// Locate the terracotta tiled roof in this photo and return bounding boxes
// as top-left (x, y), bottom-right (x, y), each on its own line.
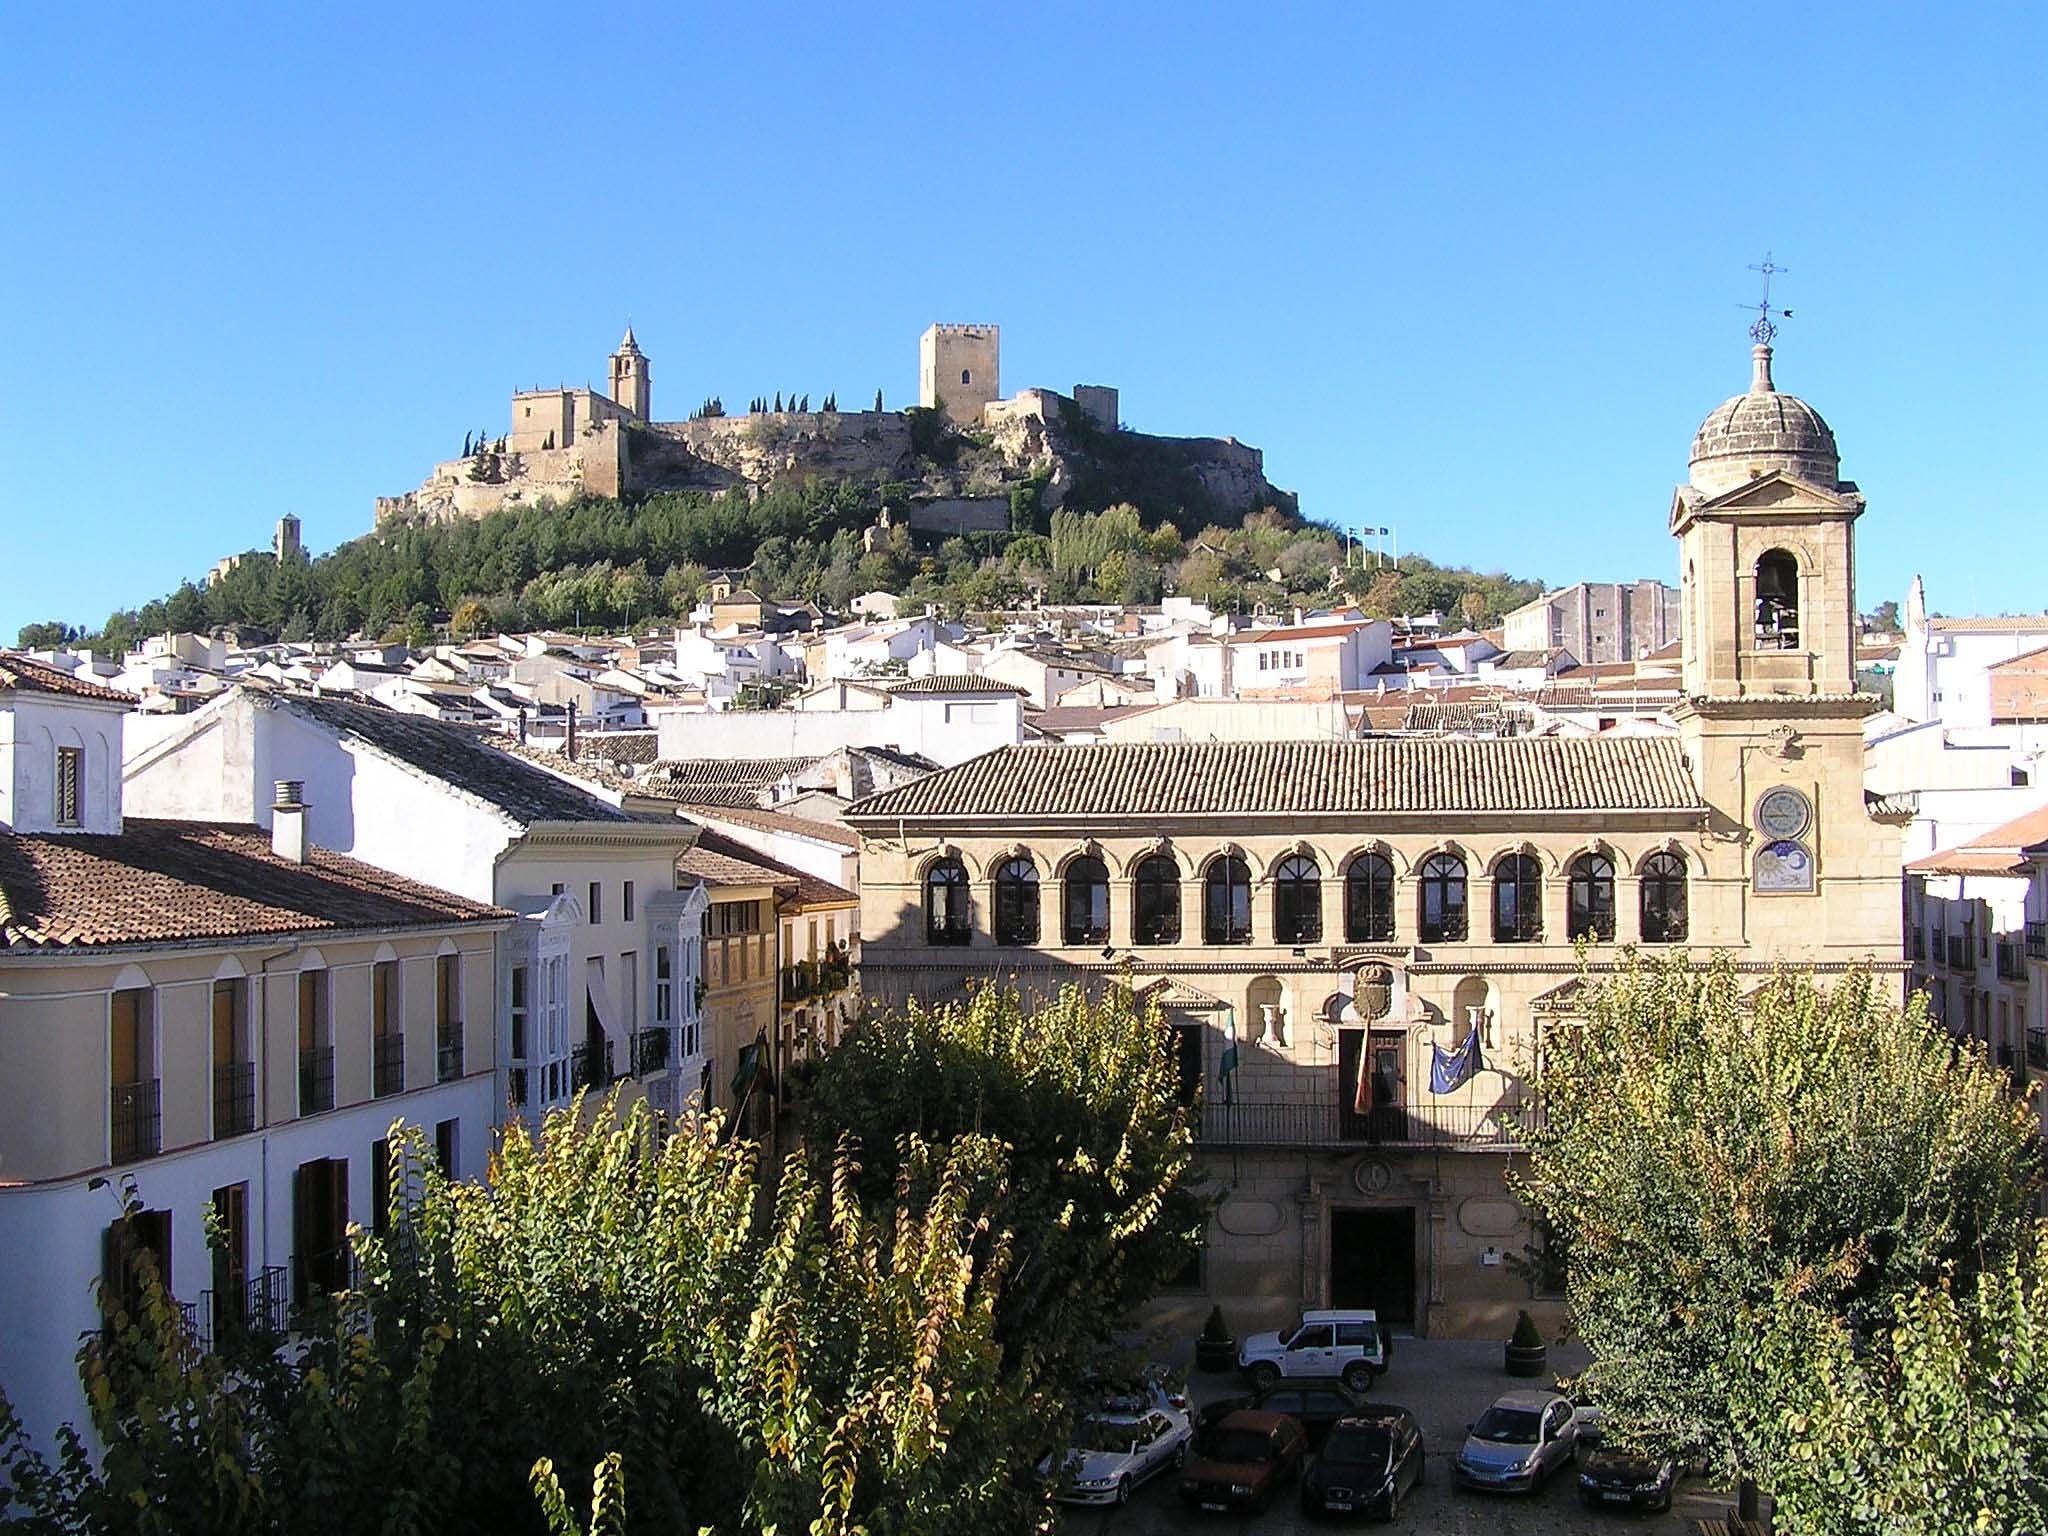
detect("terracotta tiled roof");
top-left (638, 756), bottom-right (823, 806)
top-left (886, 674), bottom-right (1028, 696)
top-left (0, 653), bottom-right (133, 704)
top-left (1230, 620), bottom-right (1368, 644)
top-left (684, 802), bottom-right (860, 848)
top-left (690, 828), bottom-right (857, 907)
top-left (1904, 849), bottom-right (2028, 877)
top-left (0, 820), bottom-right (506, 952)
top-left (1927, 616), bottom-right (2048, 633)
top-left (269, 694), bottom-right (633, 825)
top-left (846, 738), bottom-right (1704, 821)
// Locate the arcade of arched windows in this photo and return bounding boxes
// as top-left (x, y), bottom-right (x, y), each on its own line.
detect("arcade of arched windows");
top-left (916, 843), bottom-right (1692, 950)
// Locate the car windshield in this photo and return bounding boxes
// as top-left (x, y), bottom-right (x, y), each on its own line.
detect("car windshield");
top-left (1321, 1426), bottom-right (1393, 1467)
top-left (1071, 1419), bottom-right (1138, 1454)
top-left (1471, 1407), bottom-right (1543, 1445)
top-left (1202, 1428), bottom-right (1272, 1464)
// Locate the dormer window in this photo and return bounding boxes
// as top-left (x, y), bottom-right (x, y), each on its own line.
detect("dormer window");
top-left (55, 746), bottom-right (83, 827)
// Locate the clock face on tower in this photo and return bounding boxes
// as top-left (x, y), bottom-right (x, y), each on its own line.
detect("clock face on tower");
top-left (1755, 787), bottom-right (1812, 842)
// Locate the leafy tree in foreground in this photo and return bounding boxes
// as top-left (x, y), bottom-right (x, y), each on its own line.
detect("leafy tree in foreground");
top-left (1516, 954), bottom-right (2039, 1516)
top-left (802, 980), bottom-right (1204, 1462)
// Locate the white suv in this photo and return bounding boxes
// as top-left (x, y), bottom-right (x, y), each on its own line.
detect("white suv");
top-left (1236, 1309), bottom-right (1389, 1391)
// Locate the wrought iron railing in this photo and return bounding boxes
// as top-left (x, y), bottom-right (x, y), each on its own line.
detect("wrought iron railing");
top-left (299, 1046), bottom-right (335, 1114)
top-left (292, 1246), bottom-right (359, 1309)
top-left (571, 1039), bottom-right (613, 1092)
top-left (2030, 921), bottom-right (2047, 961)
top-left (213, 1060), bottom-right (256, 1139)
top-left (629, 1027), bottom-right (670, 1077)
top-left (437, 1027), bottom-right (464, 1083)
top-left (1999, 942), bottom-right (2027, 982)
top-left (111, 1079), bottom-right (161, 1164)
top-left (201, 1265), bottom-right (289, 1349)
top-left (1197, 1095), bottom-right (1538, 1149)
top-left (2030, 1030), bottom-right (2048, 1072)
top-left (507, 1064), bottom-right (529, 1108)
top-left (373, 1032), bottom-right (405, 1098)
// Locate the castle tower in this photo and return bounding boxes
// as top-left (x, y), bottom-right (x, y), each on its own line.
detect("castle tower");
top-left (609, 328), bottom-right (651, 420)
top-left (274, 514), bottom-right (302, 562)
top-left (918, 324), bottom-right (999, 422)
top-left (1671, 341), bottom-right (1896, 960)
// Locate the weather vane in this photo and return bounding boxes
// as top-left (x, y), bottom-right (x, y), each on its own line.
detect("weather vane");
top-left (1743, 252), bottom-right (1793, 345)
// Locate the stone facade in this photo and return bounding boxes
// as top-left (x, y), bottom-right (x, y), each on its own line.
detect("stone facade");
top-left (846, 340), bottom-right (1908, 1341)
top-left (1501, 581), bottom-right (1679, 665)
top-left (919, 323), bottom-right (999, 422)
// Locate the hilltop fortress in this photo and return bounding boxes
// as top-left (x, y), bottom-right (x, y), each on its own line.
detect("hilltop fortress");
top-left (375, 325), bottom-right (1293, 532)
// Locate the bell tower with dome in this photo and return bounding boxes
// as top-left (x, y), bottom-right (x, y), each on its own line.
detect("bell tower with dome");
top-left (1670, 339), bottom-right (1902, 962)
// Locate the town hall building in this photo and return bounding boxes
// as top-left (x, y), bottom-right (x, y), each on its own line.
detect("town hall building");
top-left (847, 340), bottom-right (1909, 1340)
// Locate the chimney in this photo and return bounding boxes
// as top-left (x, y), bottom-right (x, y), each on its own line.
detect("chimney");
top-left (566, 702), bottom-right (578, 760)
top-left (272, 780), bottom-right (309, 864)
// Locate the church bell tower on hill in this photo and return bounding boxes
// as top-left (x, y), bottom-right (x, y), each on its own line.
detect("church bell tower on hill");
top-left (609, 328), bottom-right (651, 421)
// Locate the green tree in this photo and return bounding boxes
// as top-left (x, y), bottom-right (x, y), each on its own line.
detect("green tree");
top-left (14, 620), bottom-right (82, 649)
top-left (1517, 955), bottom-right (2038, 1494)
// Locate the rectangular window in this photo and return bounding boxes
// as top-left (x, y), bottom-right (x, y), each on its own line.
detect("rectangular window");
top-left (509, 964), bottom-right (529, 1059)
top-left (298, 969), bottom-right (333, 1114)
top-left (212, 977), bottom-right (254, 1139)
top-left (55, 746), bottom-right (83, 826)
top-left (436, 954), bottom-right (462, 1081)
top-left (655, 946), bottom-right (672, 1025)
top-left (371, 1138), bottom-right (392, 1238)
top-left (551, 882), bottom-right (566, 897)
top-left (622, 880), bottom-right (635, 923)
top-left (620, 952), bottom-right (638, 1028)
top-left (111, 987), bottom-right (159, 1163)
top-left (373, 960), bottom-right (403, 1098)
top-left (102, 1207), bottom-right (171, 1326)
top-left (588, 882), bottom-right (602, 924)
top-left (293, 1157), bottom-right (350, 1304)
top-left (436, 1118), bottom-right (459, 1180)
top-left (210, 1183), bottom-right (250, 1339)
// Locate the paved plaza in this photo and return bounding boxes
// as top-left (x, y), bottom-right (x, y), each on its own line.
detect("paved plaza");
top-left (1060, 1338), bottom-right (1737, 1535)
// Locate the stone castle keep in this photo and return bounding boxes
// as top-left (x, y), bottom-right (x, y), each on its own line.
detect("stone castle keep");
top-left (375, 325), bottom-right (1283, 530)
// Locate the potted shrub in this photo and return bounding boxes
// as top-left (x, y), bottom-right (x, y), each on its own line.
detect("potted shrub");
top-left (1504, 1309), bottom-right (1547, 1378)
top-left (1194, 1305), bottom-right (1237, 1373)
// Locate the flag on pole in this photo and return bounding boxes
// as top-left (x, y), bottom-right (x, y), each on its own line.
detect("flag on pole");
top-left (1429, 1028), bottom-right (1485, 1094)
top-left (1352, 1034), bottom-right (1374, 1115)
top-left (1218, 1006), bottom-right (1240, 1106)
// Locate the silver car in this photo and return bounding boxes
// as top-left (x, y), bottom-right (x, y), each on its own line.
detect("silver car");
top-left (1453, 1390), bottom-right (1578, 1493)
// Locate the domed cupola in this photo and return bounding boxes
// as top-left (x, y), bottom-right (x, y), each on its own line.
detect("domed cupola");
top-left (1687, 344), bottom-right (1838, 497)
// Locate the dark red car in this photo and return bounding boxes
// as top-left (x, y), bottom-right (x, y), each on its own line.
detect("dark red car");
top-left (1176, 1409), bottom-right (1308, 1514)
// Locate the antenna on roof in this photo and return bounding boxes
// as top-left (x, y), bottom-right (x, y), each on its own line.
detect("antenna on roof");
top-left (1742, 251), bottom-right (1794, 345)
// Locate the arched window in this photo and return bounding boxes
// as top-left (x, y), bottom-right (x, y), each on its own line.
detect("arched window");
top-left (1063, 856), bottom-right (1109, 946)
top-left (1273, 854), bottom-right (1322, 944)
top-left (925, 858), bottom-right (971, 946)
top-left (1344, 853), bottom-right (1395, 943)
top-left (1134, 856), bottom-right (1181, 945)
top-left (1204, 855), bottom-right (1252, 946)
top-left (1492, 853), bottom-right (1544, 943)
top-left (1568, 853), bottom-right (1616, 942)
top-left (1418, 853), bottom-right (1467, 943)
top-left (1755, 549), bottom-right (1800, 650)
top-left (992, 857), bottom-right (1040, 946)
top-left (1640, 851), bottom-right (1689, 943)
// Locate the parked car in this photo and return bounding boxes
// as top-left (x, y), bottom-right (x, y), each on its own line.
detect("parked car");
top-left (1452, 1390), bottom-right (1578, 1494)
top-left (1197, 1380), bottom-right (1373, 1448)
top-left (1040, 1405), bottom-right (1192, 1506)
top-left (1080, 1361), bottom-right (1189, 1418)
top-left (1300, 1406), bottom-right (1425, 1521)
top-left (1577, 1445), bottom-right (1678, 1512)
top-left (1237, 1309), bottom-right (1389, 1391)
top-left (1177, 1409), bottom-right (1308, 1513)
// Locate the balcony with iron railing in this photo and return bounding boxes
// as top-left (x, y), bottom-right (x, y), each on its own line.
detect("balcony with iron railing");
top-left (629, 1026), bottom-right (671, 1077)
top-left (570, 1039), bottom-right (614, 1093)
top-left (2030, 921), bottom-right (2047, 961)
top-left (373, 1032), bottom-right (405, 1098)
top-left (213, 1060), bottom-right (256, 1140)
top-left (436, 1025), bottom-right (464, 1083)
top-left (111, 1079), bottom-right (161, 1164)
top-left (300, 1046), bottom-right (334, 1115)
top-left (781, 955), bottom-right (853, 1006)
top-left (200, 1265), bottom-right (289, 1350)
top-left (1998, 942), bottom-right (2027, 982)
top-left (1947, 935), bottom-right (1973, 971)
top-left (1197, 1094), bottom-right (1539, 1150)
top-left (291, 1246), bottom-right (360, 1310)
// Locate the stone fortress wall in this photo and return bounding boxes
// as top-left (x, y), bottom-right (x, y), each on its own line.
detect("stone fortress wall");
top-left (376, 324), bottom-right (1288, 528)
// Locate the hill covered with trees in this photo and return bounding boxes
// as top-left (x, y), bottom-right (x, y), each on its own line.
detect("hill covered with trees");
top-left (22, 475), bottom-right (1545, 652)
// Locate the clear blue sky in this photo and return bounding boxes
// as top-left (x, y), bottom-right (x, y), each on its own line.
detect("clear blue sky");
top-left (4, 2), bottom-right (2043, 640)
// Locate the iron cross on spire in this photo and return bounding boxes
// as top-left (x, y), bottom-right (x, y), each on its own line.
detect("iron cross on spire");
top-left (1743, 252), bottom-right (1794, 345)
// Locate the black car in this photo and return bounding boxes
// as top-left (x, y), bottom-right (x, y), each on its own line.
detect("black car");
top-left (1198, 1381), bottom-right (1372, 1448)
top-left (1577, 1445), bottom-right (1677, 1512)
top-left (1301, 1408), bottom-right (1425, 1521)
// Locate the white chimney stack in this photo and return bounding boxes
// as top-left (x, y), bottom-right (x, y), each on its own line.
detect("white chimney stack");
top-left (272, 780), bottom-right (309, 864)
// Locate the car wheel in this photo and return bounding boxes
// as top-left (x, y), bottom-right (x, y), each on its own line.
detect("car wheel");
top-left (1115, 1475), bottom-right (1130, 1506)
top-left (1251, 1362), bottom-right (1280, 1391)
top-left (1342, 1362), bottom-right (1373, 1392)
